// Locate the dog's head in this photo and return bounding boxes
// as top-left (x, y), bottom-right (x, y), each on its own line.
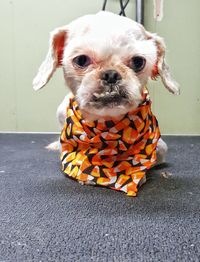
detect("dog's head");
top-left (33, 11), bottom-right (179, 119)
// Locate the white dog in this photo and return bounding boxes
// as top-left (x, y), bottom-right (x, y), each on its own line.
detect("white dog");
top-left (33, 11), bottom-right (179, 195)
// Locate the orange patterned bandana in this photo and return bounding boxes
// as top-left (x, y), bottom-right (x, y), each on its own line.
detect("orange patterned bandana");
top-left (60, 90), bottom-right (160, 196)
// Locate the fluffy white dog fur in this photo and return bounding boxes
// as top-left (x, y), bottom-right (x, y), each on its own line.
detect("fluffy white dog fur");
top-left (33, 11), bottom-right (179, 173)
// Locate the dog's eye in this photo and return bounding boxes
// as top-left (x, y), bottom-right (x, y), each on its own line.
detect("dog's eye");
top-left (73, 55), bottom-right (91, 68)
top-left (130, 56), bottom-right (146, 73)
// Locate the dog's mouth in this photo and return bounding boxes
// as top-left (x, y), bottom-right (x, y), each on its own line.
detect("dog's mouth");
top-left (90, 91), bottom-right (129, 108)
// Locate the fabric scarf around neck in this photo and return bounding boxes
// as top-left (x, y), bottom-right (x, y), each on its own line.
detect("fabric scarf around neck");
top-left (60, 89), bottom-right (160, 196)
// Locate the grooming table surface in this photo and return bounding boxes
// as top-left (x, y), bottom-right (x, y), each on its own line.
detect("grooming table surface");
top-left (0, 134), bottom-right (200, 262)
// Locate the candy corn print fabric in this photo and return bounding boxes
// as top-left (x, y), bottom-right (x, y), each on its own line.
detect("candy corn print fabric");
top-left (60, 90), bottom-right (160, 196)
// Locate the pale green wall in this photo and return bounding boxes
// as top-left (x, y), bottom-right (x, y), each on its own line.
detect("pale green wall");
top-left (0, 0), bottom-right (199, 134)
top-left (144, 0), bottom-right (200, 134)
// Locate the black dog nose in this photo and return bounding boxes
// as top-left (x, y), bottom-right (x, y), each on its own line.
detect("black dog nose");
top-left (101, 70), bottom-right (122, 84)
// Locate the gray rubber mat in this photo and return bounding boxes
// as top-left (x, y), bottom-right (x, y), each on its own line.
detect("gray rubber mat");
top-left (0, 134), bottom-right (199, 262)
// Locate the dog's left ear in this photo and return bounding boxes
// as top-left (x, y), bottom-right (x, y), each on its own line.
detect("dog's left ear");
top-left (33, 26), bottom-right (67, 91)
top-left (146, 31), bottom-right (180, 95)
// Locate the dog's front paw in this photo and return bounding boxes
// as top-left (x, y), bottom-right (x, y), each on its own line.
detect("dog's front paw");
top-left (45, 140), bottom-right (60, 151)
top-left (156, 138), bottom-right (168, 166)
top-left (138, 174), bottom-right (147, 187)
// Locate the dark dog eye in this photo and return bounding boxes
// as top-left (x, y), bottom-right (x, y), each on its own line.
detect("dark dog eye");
top-left (73, 55), bottom-right (91, 68)
top-left (130, 56), bottom-right (146, 73)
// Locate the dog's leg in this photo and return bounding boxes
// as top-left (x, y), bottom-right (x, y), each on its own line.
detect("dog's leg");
top-left (139, 138), bottom-right (167, 187)
top-left (46, 93), bottom-right (72, 151)
top-left (155, 138), bottom-right (168, 166)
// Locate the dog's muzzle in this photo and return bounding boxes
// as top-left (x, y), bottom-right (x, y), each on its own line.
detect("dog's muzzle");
top-left (91, 69), bottom-right (128, 108)
top-left (92, 91), bottom-right (128, 107)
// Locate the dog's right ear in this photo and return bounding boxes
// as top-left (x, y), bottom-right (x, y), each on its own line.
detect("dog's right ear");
top-left (33, 26), bottom-right (67, 90)
top-left (138, 23), bottom-right (180, 95)
top-left (145, 31), bottom-right (180, 95)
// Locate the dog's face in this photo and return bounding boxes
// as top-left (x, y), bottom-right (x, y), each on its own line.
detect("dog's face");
top-left (33, 11), bottom-right (179, 119)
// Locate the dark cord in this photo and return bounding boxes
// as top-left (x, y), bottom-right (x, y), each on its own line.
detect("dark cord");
top-left (119, 0), bottom-right (126, 16)
top-left (102, 0), bottom-right (107, 11)
top-left (119, 0), bottom-right (130, 16)
top-left (102, 0), bottom-right (130, 17)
